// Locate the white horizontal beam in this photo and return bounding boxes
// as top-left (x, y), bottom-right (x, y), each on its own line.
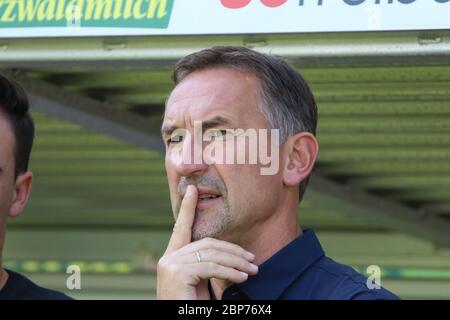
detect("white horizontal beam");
top-left (0, 31), bottom-right (449, 69)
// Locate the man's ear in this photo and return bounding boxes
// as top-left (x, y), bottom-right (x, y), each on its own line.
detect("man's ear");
top-left (9, 171), bottom-right (33, 218)
top-left (282, 132), bottom-right (319, 187)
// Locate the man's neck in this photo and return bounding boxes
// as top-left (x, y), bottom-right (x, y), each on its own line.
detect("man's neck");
top-left (0, 267), bottom-right (8, 290)
top-left (210, 205), bottom-right (302, 299)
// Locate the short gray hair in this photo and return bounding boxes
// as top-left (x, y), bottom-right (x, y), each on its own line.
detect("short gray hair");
top-left (172, 46), bottom-right (318, 202)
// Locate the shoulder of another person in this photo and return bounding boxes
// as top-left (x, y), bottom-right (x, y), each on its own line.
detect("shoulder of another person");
top-left (2, 269), bottom-right (72, 300)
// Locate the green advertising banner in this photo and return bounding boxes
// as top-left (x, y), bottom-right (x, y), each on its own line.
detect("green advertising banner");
top-left (0, 0), bottom-right (174, 28)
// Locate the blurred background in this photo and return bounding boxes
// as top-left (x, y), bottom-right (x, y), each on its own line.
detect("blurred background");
top-left (1, 0), bottom-right (450, 299)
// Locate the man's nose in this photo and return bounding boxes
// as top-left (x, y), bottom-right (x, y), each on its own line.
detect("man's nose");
top-left (175, 132), bottom-right (209, 177)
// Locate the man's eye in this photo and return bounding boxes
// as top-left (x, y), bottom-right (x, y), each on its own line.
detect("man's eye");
top-left (210, 129), bottom-right (228, 138)
top-left (168, 134), bottom-right (184, 145)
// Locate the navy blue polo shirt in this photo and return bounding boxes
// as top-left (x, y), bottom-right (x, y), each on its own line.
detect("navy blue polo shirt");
top-left (212, 230), bottom-right (399, 300)
top-left (0, 269), bottom-right (71, 300)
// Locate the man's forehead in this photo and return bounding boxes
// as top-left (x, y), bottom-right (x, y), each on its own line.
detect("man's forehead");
top-left (165, 95), bottom-right (235, 122)
top-left (0, 113), bottom-right (14, 144)
top-left (164, 68), bottom-right (260, 124)
top-left (0, 113), bottom-right (15, 169)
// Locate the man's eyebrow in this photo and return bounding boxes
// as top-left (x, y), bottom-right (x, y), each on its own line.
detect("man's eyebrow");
top-left (161, 116), bottom-right (233, 138)
top-left (201, 116), bottom-right (233, 131)
top-left (161, 123), bottom-right (178, 138)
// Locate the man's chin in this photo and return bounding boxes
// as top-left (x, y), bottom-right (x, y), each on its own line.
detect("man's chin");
top-left (191, 206), bottom-right (231, 241)
top-left (191, 227), bottom-right (220, 242)
top-left (191, 221), bottom-right (226, 242)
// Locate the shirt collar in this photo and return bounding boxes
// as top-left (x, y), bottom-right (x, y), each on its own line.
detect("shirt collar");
top-left (231, 229), bottom-right (325, 300)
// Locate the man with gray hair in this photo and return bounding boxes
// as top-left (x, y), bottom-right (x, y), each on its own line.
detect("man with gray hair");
top-left (157, 46), bottom-right (398, 300)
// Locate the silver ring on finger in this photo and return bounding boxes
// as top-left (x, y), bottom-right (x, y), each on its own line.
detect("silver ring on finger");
top-left (195, 250), bottom-right (202, 263)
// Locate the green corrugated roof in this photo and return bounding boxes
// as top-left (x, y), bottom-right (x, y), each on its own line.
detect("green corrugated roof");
top-left (2, 31), bottom-right (450, 299)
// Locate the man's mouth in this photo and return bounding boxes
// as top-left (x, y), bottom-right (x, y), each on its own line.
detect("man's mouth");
top-left (198, 194), bottom-right (220, 200)
top-left (196, 187), bottom-right (222, 208)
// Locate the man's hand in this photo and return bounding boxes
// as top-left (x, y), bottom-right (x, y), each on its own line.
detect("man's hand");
top-left (157, 185), bottom-right (258, 300)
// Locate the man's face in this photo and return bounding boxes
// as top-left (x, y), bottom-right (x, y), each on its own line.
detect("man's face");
top-left (0, 112), bottom-right (17, 245)
top-left (163, 68), bottom-right (283, 242)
